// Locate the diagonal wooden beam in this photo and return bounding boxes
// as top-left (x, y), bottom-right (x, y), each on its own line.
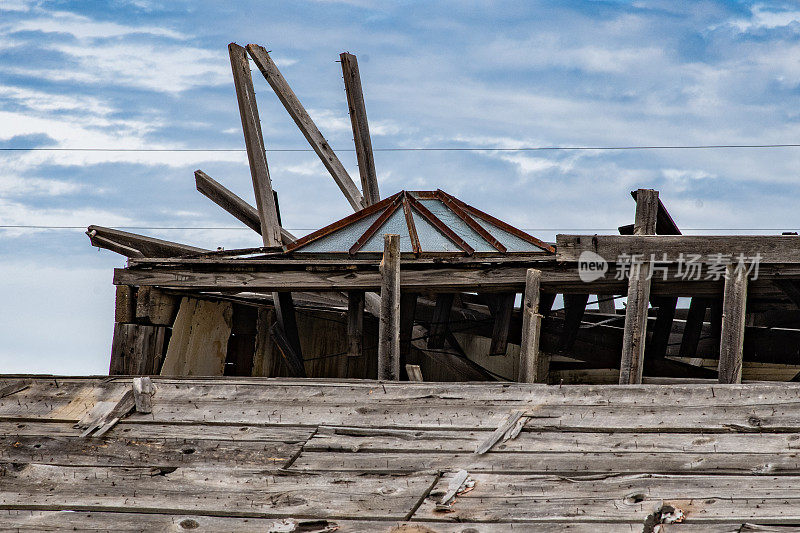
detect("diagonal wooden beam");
top-left (645, 296), bottom-right (678, 360)
top-left (618, 190), bottom-right (681, 236)
top-left (194, 170), bottom-right (295, 245)
top-left (558, 293), bottom-right (589, 354)
top-left (87, 225), bottom-right (206, 258)
top-left (340, 52), bottom-right (380, 206)
top-left (679, 297), bottom-right (710, 359)
top-left (229, 43), bottom-right (282, 247)
top-left (484, 292), bottom-right (516, 355)
top-left (246, 44), bottom-right (365, 211)
top-left (428, 293), bottom-right (455, 349)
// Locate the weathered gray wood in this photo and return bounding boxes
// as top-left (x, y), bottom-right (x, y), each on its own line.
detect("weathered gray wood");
top-left (619, 189), bottom-right (658, 384)
top-left (645, 296), bottom-right (678, 360)
top-left (114, 285), bottom-right (136, 323)
top-left (557, 234), bottom-right (800, 263)
top-left (679, 297), bottom-right (711, 359)
top-left (160, 298), bottom-right (232, 376)
top-left (228, 43), bottom-right (282, 247)
top-left (110, 323), bottom-right (167, 375)
top-left (378, 234), bottom-right (400, 380)
top-left (486, 292), bottom-right (516, 355)
top-left (246, 44), bottom-right (364, 211)
top-left (518, 269), bottom-right (544, 383)
top-left (405, 364), bottom-right (423, 382)
top-left (132, 377), bottom-right (154, 413)
top-left (474, 410), bottom-right (525, 454)
top-left (80, 389), bottom-right (135, 438)
top-left (87, 225), bottom-right (206, 258)
top-left (719, 264), bottom-right (749, 384)
top-left (399, 292), bottom-right (418, 361)
top-left (135, 286), bottom-right (179, 326)
top-left (272, 291), bottom-right (305, 377)
top-left (427, 293), bottom-right (454, 349)
top-left (558, 293), bottom-right (589, 353)
top-left (343, 291), bottom-right (365, 378)
top-left (86, 232), bottom-right (145, 258)
top-left (195, 169), bottom-right (295, 244)
top-left (0, 463), bottom-right (434, 520)
top-left (340, 52), bottom-right (379, 206)
top-left (596, 295), bottom-right (616, 314)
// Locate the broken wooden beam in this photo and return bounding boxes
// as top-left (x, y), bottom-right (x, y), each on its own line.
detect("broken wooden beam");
top-left (518, 269), bottom-right (544, 383)
top-left (377, 234), bottom-right (400, 380)
top-left (340, 52), bottom-right (380, 206)
top-left (194, 170), bottom-right (295, 245)
top-left (719, 265), bottom-right (749, 384)
top-left (619, 188), bottom-right (658, 385)
top-left (246, 43), bottom-right (365, 211)
top-left (132, 377), bottom-right (154, 414)
top-left (87, 226), bottom-right (206, 258)
top-left (229, 43), bottom-right (283, 247)
top-left (618, 189), bottom-right (681, 236)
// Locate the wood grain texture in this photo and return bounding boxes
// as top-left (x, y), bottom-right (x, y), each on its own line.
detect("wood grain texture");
top-left (160, 298), bottom-right (232, 376)
top-left (378, 234), bottom-right (400, 380)
top-left (719, 264), bottom-right (749, 384)
top-left (518, 269), bottom-right (544, 383)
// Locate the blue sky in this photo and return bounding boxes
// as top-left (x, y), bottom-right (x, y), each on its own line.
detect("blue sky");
top-left (2, 0), bottom-right (800, 373)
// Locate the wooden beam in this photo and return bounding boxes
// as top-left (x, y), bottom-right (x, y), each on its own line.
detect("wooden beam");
top-left (774, 279), bottom-right (800, 308)
top-left (597, 295), bottom-right (616, 314)
top-left (428, 293), bottom-right (455, 349)
top-left (378, 234), bottom-right (400, 380)
top-left (518, 269), bottom-right (544, 383)
top-left (161, 298), bottom-right (232, 376)
top-left (228, 43), bottom-right (282, 247)
top-left (399, 292), bottom-right (419, 362)
top-left (679, 297), bottom-right (710, 359)
top-left (405, 364), bottom-right (423, 382)
top-left (114, 285), bottom-right (136, 324)
top-left (342, 291), bottom-right (365, 378)
top-left (719, 265), bottom-right (749, 384)
top-left (485, 293), bottom-right (516, 355)
top-left (110, 324), bottom-right (167, 375)
top-left (272, 291), bottom-right (305, 377)
top-left (558, 294), bottom-right (589, 354)
top-left (340, 52), bottom-right (379, 206)
top-left (645, 296), bottom-right (678, 360)
top-left (194, 170), bottom-right (295, 245)
top-left (557, 234), bottom-right (800, 263)
top-left (135, 286), bottom-right (179, 326)
top-left (88, 226), bottom-right (205, 258)
top-left (87, 233), bottom-right (145, 258)
top-left (619, 189), bottom-right (658, 384)
top-left (618, 190), bottom-right (681, 236)
top-left (246, 44), bottom-right (364, 211)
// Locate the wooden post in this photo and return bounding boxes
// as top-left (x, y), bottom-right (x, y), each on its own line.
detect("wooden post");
top-left (679, 297), bottom-right (710, 359)
top-left (558, 294), bottom-right (589, 354)
top-left (719, 265), bottom-right (748, 384)
top-left (597, 295), bottom-right (616, 314)
top-left (228, 43), bottom-right (282, 247)
top-left (246, 44), bottom-right (365, 211)
top-left (399, 292), bottom-right (418, 361)
top-left (341, 291), bottom-right (365, 378)
top-left (619, 189), bottom-right (658, 384)
top-left (518, 269), bottom-right (544, 383)
top-left (405, 364), bottom-right (423, 382)
top-left (645, 296), bottom-right (678, 360)
top-left (486, 293), bottom-right (516, 356)
top-left (340, 52), bottom-right (380, 206)
top-left (378, 234), bottom-right (400, 380)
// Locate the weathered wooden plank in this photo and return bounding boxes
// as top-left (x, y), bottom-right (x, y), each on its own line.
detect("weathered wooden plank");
top-left (160, 298), bottom-right (232, 376)
top-left (87, 225), bottom-right (206, 258)
top-left (414, 472), bottom-right (800, 523)
top-left (1, 512), bottom-right (686, 533)
top-left (272, 291), bottom-right (305, 377)
top-left (645, 296), bottom-right (678, 360)
top-left (0, 463), bottom-right (435, 520)
top-left (343, 291), bottom-right (365, 378)
top-left (378, 234), bottom-right (401, 380)
top-left (246, 44), bottom-right (364, 211)
top-left (399, 292), bottom-right (418, 362)
top-left (619, 189), bottom-right (658, 384)
top-left (228, 43), bottom-right (282, 247)
top-left (719, 265), bottom-right (749, 384)
top-left (405, 364), bottom-right (423, 382)
top-left (556, 234), bottom-right (800, 263)
top-left (679, 297), bottom-right (711, 359)
top-left (558, 293), bottom-right (589, 354)
top-left (0, 435), bottom-right (300, 469)
top-left (195, 170), bottom-right (296, 245)
top-left (340, 52), bottom-right (379, 206)
top-left (110, 323), bottom-right (167, 375)
top-left (518, 269), bottom-right (544, 383)
top-left (135, 286), bottom-right (179, 326)
top-left (486, 292), bottom-right (515, 355)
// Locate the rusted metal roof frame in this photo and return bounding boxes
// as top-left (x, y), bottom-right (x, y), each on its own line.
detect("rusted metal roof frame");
top-left (404, 193), bottom-right (475, 255)
top-left (348, 193), bottom-right (405, 256)
top-left (434, 190), bottom-right (507, 253)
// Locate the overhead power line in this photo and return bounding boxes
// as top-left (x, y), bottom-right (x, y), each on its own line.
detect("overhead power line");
top-left (0, 225), bottom-right (797, 232)
top-left (3, 143), bottom-right (800, 153)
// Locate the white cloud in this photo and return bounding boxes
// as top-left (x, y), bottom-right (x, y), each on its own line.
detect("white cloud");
top-left (0, 174), bottom-right (86, 196)
top-left (0, 0), bottom-right (32, 12)
top-left (6, 9), bottom-right (185, 39)
top-left (0, 197), bottom-right (135, 237)
top-left (728, 4), bottom-right (800, 32)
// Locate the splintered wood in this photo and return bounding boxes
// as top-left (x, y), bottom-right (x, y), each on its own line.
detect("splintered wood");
top-left (4, 376), bottom-right (800, 531)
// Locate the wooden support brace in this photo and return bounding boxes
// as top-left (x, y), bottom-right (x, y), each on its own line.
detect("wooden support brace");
top-left (340, 52), bottom-right (379, 206)
top-left (428, 293), bottom-right (455, 349)
top-left (229, 43), bottom-right (282, 247)
top-left (679, 297), bottom-right (711, 359)
top-left (518, 269), bottom-right (544, 383)
top-left (115, 285), bottom-right (136, 323)
top-left (399, 292), bottom-right (418, 362)
top-left (272, 291), bottom-right (305, 376)
top-left (87, 225), bottom-right (205, 258)
top-left (246, 44), bottom-right (365, 211)
top-left (718, 265), bottom-right (749, 384)
top-left (378, 234), bottom-right (400, 380)
top-left (486, 293), bottom-right (516, 356)
top-left (645, 296), bottom-right (678, 360)
top-left (619, 188), bottom-right (658, 384)
top-left (558, 293), bottom-right (589, 354)
top-left (341, 291), bottom-right (365, 378)
top-left (195, 170), bottom-right (295, 245)
top-left (597, 295), bottom-right (616, 314)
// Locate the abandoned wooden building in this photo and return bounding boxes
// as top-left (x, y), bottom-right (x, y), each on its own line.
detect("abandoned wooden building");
top-left (6, 42), bottom-right (800, 531)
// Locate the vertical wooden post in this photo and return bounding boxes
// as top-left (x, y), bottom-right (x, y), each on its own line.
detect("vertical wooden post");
top-left (597, 295), bottom-right (616, 314)
top-left (558, 293), bottom-right (589, 354)
top-left (228, 43), bottom-right (282, 247)
top-left (518, 269), bottom-right (544, 383)
top-left (428, 293), bottom-right (455, 349)
top-left (679, 297), bottom-right (710, 359)
top-left (399, 292), bottom-right (419, 362)
top-left (487, 293), bottom-right (516, 356)
top-left (340, 52), bottom-right (380, 206)
top-left (645, 296), bottom-right (678, 360)
top-left (378, 234), bottom-right (400, 380)
top-left (719, 265), bottom-right (748, 384)
top-left (342, 291), bottom-right (365, 378)
top-left (619, 188), bottom-right (658, 384)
